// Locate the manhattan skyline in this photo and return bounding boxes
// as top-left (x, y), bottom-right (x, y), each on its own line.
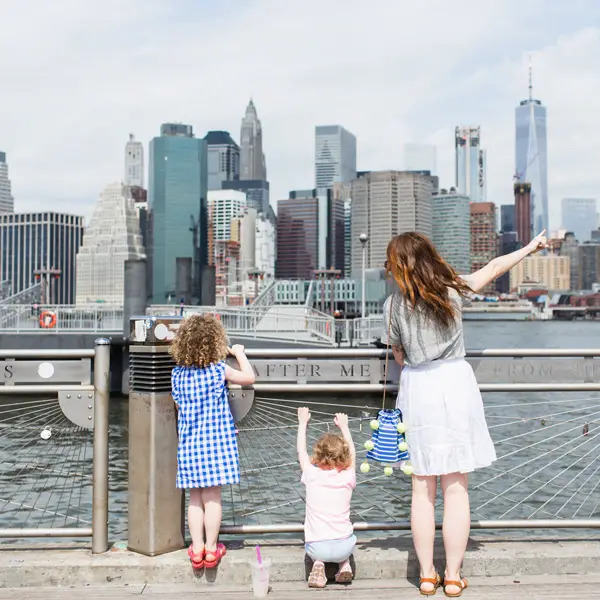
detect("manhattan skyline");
top-left (0, 0), bottom-right (599, 230)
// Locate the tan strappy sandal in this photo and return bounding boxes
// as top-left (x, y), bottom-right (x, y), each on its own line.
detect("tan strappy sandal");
top-left (419, 572), bottom-right (442, 596)
top-left (443, 576), bottom-right (468, 597)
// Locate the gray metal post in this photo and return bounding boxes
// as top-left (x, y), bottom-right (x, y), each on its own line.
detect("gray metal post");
top-left (92, 338), bottom-right (110, 554)
top-left (123, 259), bottom-right (148, 334)
top-left (128, 317), bottom-right (184, 556)
top-left (359, 233), bottom-right (368, 319)
top-left (176, 257), bottom-right (192, 305)
top-left (122, 259), bottom-right (148, 394)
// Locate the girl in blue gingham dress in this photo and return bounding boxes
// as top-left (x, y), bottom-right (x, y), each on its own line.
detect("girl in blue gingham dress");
top-left (170, 314), bottom-right (255, 570)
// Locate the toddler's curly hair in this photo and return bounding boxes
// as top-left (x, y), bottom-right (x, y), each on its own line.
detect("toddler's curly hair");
top-left (169, 314), bottom-right (228, 368)
top-left (311, 433), bottom-right (352, 471)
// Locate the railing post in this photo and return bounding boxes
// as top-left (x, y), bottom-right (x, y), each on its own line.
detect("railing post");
top-left (128, 317), bottom-right (183, 556)
top-left (92, 338), bottom-right (110, 554)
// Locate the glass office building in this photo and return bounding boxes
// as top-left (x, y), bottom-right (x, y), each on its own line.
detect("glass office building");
top-left (515, 80), bottom-right (548, 234)
top-left (431, 190), bottom-right (470, 274)
top-left (561, 198), bottom-right (597, 242)
top-left (148, 124), bottom-right (208, 303)
top-left (315, 125), bottom-right (357, 188)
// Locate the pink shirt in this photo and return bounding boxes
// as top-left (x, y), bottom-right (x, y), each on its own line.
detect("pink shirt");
top-left (301, 464), bottom-right (356, 543)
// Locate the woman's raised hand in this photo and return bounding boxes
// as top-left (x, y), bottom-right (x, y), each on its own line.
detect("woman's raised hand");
top-left (526, 230), bottom-right (549, 254)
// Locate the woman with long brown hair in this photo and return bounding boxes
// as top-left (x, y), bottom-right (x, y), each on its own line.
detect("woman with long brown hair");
top-left (383, 230), bottom-right (547, 597)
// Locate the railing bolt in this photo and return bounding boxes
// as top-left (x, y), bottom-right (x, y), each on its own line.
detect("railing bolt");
top-left (77, 394), bottom-right (82, 399)
top-left (88, 405), bottom-right (92, 409)
top-left (66, 394), bottom-right (71, 399)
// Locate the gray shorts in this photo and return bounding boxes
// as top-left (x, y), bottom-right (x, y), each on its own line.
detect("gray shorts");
top-left (305, 534), bottom-right (356, 563)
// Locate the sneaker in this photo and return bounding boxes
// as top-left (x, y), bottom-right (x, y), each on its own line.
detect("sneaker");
top-left (308, 561), bottom-right (327, 588)
top-left (335, 559), bottom-right (353, 583)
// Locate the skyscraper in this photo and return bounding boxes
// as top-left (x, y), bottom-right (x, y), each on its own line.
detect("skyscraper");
top-left (470, 202), bottom-right (497, 293)
top-left (0, 212), bottom-right (84, 303)
top-left (350, 171), bottom-right (433, 274)
top-left (560, 232), bottom-right (579, 290)
top-left (76, 183), bottom-right (145, 304)
top-left (207, 190), bottom-right (247, 249)
top-left (148, 123), bottom-right (208, 303)
top-left (276, 189), bottom-right (344, 280)
top-left (221, 179), bottom-right (269, 214)
top-left (315, 125), bottom-right (357, 188)
top-left (124, 134), bottom-right (144, 188)
top-left (577, 242), bottom-right (600, 290)
top-left (515, 182), bottom-right (532, 246)
top-left (204, 131), bottom-right (240, 190)
top-left (0, 151), bottom-right (14, 213)
top-left (561, 198), bottom-right (597, 242)
top-left (255, 212), bottom-right (275, 280)
top-left (240, 100), bottom-right (267, 181)
top-left (431, 190), bottom-right (470, 274)
top-left (455, 126), bottom-right (486, 202)
top-left (501, 204), bottom-right (515, 232)
top-left (515, 64), bottom-right (548, 234)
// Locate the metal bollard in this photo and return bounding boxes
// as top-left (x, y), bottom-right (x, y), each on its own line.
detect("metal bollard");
top-left (127, 317), bottom-right (184, 556)
top-left (92, 338), bottom-right (110, 554)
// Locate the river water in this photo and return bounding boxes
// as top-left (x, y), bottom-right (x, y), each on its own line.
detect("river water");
top-left (1, 320), bottom-right (600, 541)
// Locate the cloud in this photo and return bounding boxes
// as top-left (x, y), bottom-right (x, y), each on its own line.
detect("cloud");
top-left (1, 0), bottom-right (599, 230)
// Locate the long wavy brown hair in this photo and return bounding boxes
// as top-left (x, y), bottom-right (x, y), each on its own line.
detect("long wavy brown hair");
top-left (311, 433), bottom-right (352, 471)
top-left (169, 314), bottom-right (228, 368)
top-left (386, 232), bottom-right (472, 328)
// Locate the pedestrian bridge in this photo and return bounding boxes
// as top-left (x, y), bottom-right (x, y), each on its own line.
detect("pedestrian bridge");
top-left (0, 303), bottom-right (380, 346)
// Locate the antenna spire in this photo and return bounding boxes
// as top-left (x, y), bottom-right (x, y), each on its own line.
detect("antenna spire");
top-left (528, 56), bottom-right (533, 101)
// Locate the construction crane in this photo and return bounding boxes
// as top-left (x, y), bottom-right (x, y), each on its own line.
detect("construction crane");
top-left (513, 150), bottom-right (539, 182)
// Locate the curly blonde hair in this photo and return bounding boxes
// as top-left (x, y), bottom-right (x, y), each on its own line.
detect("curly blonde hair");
top-left (311, 433), bottom-right (352, 471)
top-left (169, 314), bottom-right (228, 368)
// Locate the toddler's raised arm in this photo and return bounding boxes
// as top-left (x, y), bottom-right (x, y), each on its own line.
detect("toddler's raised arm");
top-left (334, 413), bottom-right (355, 467)
top-left (297, 407), bottom-right (311, 471)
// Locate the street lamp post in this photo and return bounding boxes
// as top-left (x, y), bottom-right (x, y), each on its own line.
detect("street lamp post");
top-left (359, 233), bottom-right (368, 319)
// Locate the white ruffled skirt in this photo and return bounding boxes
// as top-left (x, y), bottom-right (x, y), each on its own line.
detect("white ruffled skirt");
top-left (396, 358), bottom-right (496, 476)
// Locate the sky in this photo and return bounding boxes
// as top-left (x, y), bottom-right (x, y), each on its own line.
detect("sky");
top-left (1, 0), bottom-right (599, 230)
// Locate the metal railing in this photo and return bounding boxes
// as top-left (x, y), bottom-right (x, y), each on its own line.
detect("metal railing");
top-left (0, 283), bottom-right (42, 306)
top-left (0, 341), bottom-right (110, 552)
top-left (147, 305), bottom-right (336, 345)
top-left (218, 348), bottom-right (600, 533)
top-left (126, 328), bottom-right (600, 539)
top-left (249, 278), bottom-right (277, 311)
top-left (0, 304), bottom-right (123, 333)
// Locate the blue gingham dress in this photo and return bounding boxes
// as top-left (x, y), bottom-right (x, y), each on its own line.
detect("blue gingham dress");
top-left (171, 361), bottom-right (240, 488)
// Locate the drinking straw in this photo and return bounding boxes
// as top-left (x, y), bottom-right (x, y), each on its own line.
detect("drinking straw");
top-left (256, 545), bottom-right (263, 566)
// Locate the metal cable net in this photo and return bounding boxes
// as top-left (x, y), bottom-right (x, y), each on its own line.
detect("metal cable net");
top-left (470, 393), bottom-right (600, 522)
top-left (0, 396), bottom-right (92, 533)
top-left (222, 393), bottom-right (600, 531)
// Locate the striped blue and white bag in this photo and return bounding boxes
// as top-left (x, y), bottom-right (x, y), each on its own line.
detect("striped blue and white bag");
top-left (366, 408), bottom-right (409, 463)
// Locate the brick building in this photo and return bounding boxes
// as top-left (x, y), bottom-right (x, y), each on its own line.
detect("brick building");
top-left (470, 202), bottom-right (497, 293)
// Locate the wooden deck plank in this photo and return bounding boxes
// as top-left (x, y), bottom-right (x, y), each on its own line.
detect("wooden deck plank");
top-left (1, 576), bottom-right (600, 599)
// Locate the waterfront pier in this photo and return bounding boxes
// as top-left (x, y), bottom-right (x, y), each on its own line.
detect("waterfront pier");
top-left (0, 326), bottom-right (599, 597)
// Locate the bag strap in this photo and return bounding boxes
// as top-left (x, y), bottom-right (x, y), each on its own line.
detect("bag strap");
top-left (382, 294), bottom-right (395, 410)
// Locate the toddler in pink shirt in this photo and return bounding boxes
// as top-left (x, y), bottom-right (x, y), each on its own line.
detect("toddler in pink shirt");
top-left (297, 407), bottom-right (357, 588)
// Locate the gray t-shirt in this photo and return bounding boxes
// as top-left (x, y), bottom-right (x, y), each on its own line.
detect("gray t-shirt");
top-left (381, 286), bottom-right (466, 367)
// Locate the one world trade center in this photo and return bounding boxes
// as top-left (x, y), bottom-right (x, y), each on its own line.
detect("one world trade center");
top-left (515, 64), bottom-right (549, 235)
